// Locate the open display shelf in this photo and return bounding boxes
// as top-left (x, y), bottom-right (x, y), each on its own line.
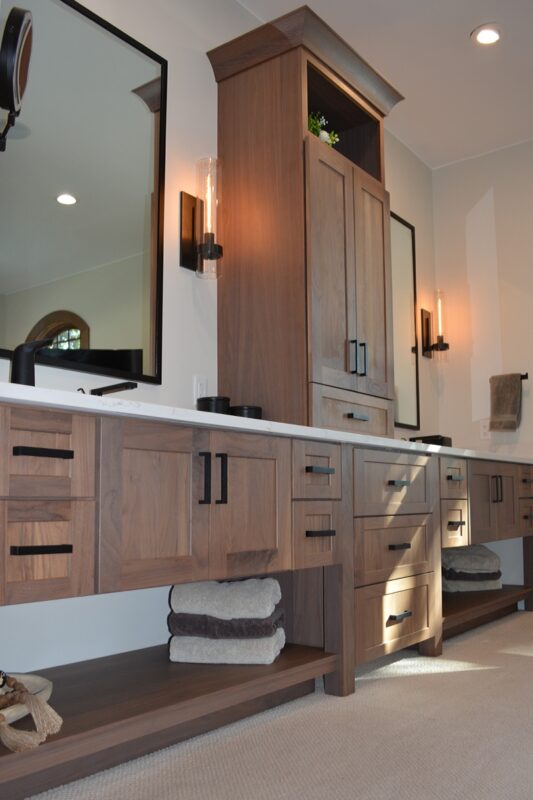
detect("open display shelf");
top-left (1, 643), bottom-right (336, 800)
top-left (442, 584), bottom-right (533, 639)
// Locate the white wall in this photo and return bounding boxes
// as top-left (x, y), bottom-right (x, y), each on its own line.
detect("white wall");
top-left (434, 139), bottom-right (533, 457)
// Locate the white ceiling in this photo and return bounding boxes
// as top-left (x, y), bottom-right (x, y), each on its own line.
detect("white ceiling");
top-left (235, 0), bottom-right (533, 168)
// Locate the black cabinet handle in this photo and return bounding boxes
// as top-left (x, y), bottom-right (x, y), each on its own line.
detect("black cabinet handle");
top-left (199, 452), bottom-right (211, 505)
top-left (12, 445), bottom-right (74, 460)
top-left (10, 544), bottom-right (73, 556)
top-left (305, 465), bottom-right (335, 475)
top-left (522, 478), bottom-right (533, 484)
top-left (446, 474), bottom-right (464, 482)
top-left (387, 479), bottom-right (411, 488)
top-left (359, 342), bottom-right (368, 376)
top-left (305, 529), bottom-right (336, 538)
top-left (216, 453), bottom-right (228, 504)
top-left (447, 520), bottom-right (466, 530)
top-left (388, 610), bottom-right (412, 623)
top-left (523, 514), bottom-right (532, 521)
top-left (495, 474), bottom-right (503, 503)
top-left (491, 475), bottom-right (499, 503)
top-left (388, 542), bottom-right (411, 551)
top-left (346, 411), bottom-right (370, 422)
top-left (348, 339), bottom-right (358, 374)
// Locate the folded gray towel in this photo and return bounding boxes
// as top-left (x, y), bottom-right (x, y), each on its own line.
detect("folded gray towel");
top-left (489, 373), bottom-right (522, 431)
top-left (167, 607), bottom-right (285, 639)
top-left (443, 577), bottom-right (502, 593)
top-left (443, 568), bottom-right (502, 582)
top-left (168, 628), bottom-right (286, 664)
top-left (442, 544), bottom-right (500, 573)
top-left (170, 578), bottom-right (282, 620)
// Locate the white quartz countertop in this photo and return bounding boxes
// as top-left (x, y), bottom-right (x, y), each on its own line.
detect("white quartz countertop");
top-left (1, 382), bottom-right (531, 465)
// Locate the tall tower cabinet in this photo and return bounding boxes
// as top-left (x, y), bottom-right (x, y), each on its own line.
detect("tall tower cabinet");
top-left (208, 6), bottom-right (403, 435)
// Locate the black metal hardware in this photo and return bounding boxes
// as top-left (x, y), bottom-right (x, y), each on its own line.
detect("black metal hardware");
top-left (521, 373), bottom-right (528, 380)
top-left (199, 452), bottom-right (211, 504)
top-left (388, 542), bottom-right (411, 551)
top-left (447, 521), bottom-right (466, 530)
top-left (346, 411), bottom-right (370, 422)
top-left (497, 474), bottom-right (503, 503)
top-left (522, 478), bottom-right (533, 484)
top-left (90, 381), bottom-right (138, 396)
top-left (10, 338), bottom-right (54, 386)
top-left (387, 479), bottom-right (411, 488)
top-left (13, 445), bottom-right (74, 460)
top-left (491, 475), bottom-right (499, 503)
top-left (446, 474), bottom-right (464, 482)
top-left (523, 515), bottom-right (532, 521)
top-left (359, 342), bottom-right (368, 376)
top-left (305, 465), bottom-right (335, 475)
top-left (348, 339), bottom-right (358, 374)
top-left (216, 453), bottom-right (228, 505)
top-left (388, 610), bottom-right (412, 623)
top-left (305, 529), bottom-right (336, 538)
top-left (10, 544), bottom-right (73, 556)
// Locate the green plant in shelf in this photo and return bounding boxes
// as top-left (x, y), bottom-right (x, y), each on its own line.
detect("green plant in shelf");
top-left (308, 111), bottom-right (339, 146)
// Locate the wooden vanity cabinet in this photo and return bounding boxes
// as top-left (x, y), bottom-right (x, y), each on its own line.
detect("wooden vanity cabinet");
top-left (98, 419), bottom-right (292, 592)
top-left (209, 7), bottom-right (400, 432)
top-left (440, 457), bottom-right (469, 548)
top-left (468, 460), bottom-right (520, 543)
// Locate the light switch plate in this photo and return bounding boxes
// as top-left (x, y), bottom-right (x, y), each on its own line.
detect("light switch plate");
top-left (193, 374), bottom-right (208, 403)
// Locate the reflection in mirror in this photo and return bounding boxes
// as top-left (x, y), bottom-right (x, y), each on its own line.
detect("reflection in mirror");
top-left (390, 213), bottom-right (420, 429)
top-left (0, 0), bottom-right (166, 383)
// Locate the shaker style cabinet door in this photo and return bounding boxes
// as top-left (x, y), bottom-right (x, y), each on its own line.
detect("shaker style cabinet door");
top-left (98, 418), bottom-right (209, 592)
top-left (207, 431), bottom-right (292, 579)
top-left (468, 460), bottom-right (519, 543)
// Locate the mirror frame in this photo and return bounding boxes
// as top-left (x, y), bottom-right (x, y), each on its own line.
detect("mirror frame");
top-left (0, 0), bottom-right (167, 385)
top-left (390, 211), bottom-right (420, 430)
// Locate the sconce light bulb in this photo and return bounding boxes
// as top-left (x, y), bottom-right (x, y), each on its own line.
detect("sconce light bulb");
top-left (57, 193), bottom-right (77, 205)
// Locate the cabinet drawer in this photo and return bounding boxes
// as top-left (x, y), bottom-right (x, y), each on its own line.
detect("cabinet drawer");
top-left (354, 513), bottom-right (434, 586)
top-left (293, 500), bottom-right (339, 569)
top-left (355, 573), bottom-right (435, 664)
top-left (0, 499), bottom-right (95, 605)
top-left (1, 406), bottom-right (96, 499)
top-left (441, 499), bottom-right (470, 548)
top-left (354, 448), bottom-right (436, 516)
top-left (310, 384), bottom-right (394, 437)
top-left (518, 465), bottom-right (533, 498)
top-left (292, 440), bottom-right (341, 499)
top-left (440, 457), bottom-right (468, 499)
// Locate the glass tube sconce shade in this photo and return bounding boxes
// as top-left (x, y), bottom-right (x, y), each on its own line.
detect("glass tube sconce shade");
top-left (421, 290), bottom-right (450, 358)
top-left (179, 157), bottom-right (223, 278)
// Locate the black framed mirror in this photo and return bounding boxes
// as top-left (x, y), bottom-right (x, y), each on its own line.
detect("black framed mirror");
top-left (0, 0), bottom-right (166, 383)
top-left (390, 212), bottom-right (420, 429)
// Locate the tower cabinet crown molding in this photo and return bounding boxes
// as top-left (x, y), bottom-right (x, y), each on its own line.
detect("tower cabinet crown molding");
top-left (210, 8), bottom-right (400, 433)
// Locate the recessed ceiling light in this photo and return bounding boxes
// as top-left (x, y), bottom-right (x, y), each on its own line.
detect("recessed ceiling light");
top-left (56, 193), bottom-right (77, 205)
top-left (470, 24), bottom-right (501, 45)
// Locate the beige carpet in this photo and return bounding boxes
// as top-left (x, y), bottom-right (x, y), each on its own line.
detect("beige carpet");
top-left (29, 612), bottom-right (533, 800)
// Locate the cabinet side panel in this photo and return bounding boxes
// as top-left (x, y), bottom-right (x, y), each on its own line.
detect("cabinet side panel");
top-left (217, 49), bottom-right (307, 424)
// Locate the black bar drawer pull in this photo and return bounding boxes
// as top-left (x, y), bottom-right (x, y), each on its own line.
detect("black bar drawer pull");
top-left (523, 514), bottom-right (533, 521)
top-left (305, 529), bottom-right (336, 538)
top-left (446, 474), bottom-right (464, 482)
top-left (387, 479), bottom-right (411, 488)
top-left (359, 342), bottom-right (368, 376)
top-left (12, 446), bottom-right (74, 460)
top-left (199, 452), bottom-right (211, 505)
top-left (216, 453), bottom-right (228, 505)
top-left (447, 521), bottom-right (466, 530)
top-left (346, 412), bottom-right (370, 422)
top-left (348, 339), bottom-right (358, 374)
top-left (10, 544), bottom-right (73, 556)
top-left (522, 478), bottom-right (533, 484)
top-left (388, 542), bottom-right (411, 551)
top-left (388, 610), bottom-right (412, 623)
top-left (305, 465), bottom-right (335, 475)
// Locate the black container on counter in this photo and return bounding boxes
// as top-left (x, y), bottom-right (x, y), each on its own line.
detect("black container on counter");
top-left (229, 405), bottom-right (262, 419)
top-left (196, 396), bottom-right (230, 413)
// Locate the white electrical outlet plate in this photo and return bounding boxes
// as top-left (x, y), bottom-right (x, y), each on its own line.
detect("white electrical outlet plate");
top-left (193, 374), bottom-right (208, 403)
top-left (480, 418), bottom-right (490, 440)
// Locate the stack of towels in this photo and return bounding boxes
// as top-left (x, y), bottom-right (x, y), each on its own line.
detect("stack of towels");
top-left (168, 577), bottom-right (285, 664)
top-left (442, 544), bottom-right (502, 592)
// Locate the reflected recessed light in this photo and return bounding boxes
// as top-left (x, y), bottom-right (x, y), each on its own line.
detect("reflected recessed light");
top-left (470, 24), bottom-right (501, 45)
top-left (56, 193), bottom-right (77, 205)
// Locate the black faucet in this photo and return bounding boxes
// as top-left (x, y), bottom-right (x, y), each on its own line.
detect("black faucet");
top-left (10, 339), bottom-right (54, 385)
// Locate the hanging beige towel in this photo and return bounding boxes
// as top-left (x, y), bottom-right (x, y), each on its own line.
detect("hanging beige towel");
top-left (489, 373), bottom-right (522, 431)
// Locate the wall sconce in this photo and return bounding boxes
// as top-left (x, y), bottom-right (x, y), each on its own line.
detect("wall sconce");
top-left (421, 291), bottom-right (450, 358)
top-left (179, 157), bottom-right (223, 279)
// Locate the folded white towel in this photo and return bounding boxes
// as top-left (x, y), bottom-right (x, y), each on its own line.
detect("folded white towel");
top-left (442, 577), bottom-right (502, 593)
top-left (169, 628), bottom-right (286, 665)
top-left (170, 578), bottom-right (282, 620)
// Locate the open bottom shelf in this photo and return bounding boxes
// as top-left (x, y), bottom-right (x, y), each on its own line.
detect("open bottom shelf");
top-left (1, 643), bottom-right (336, 800)
top-left (443, 584), bottom-right (533, 639)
